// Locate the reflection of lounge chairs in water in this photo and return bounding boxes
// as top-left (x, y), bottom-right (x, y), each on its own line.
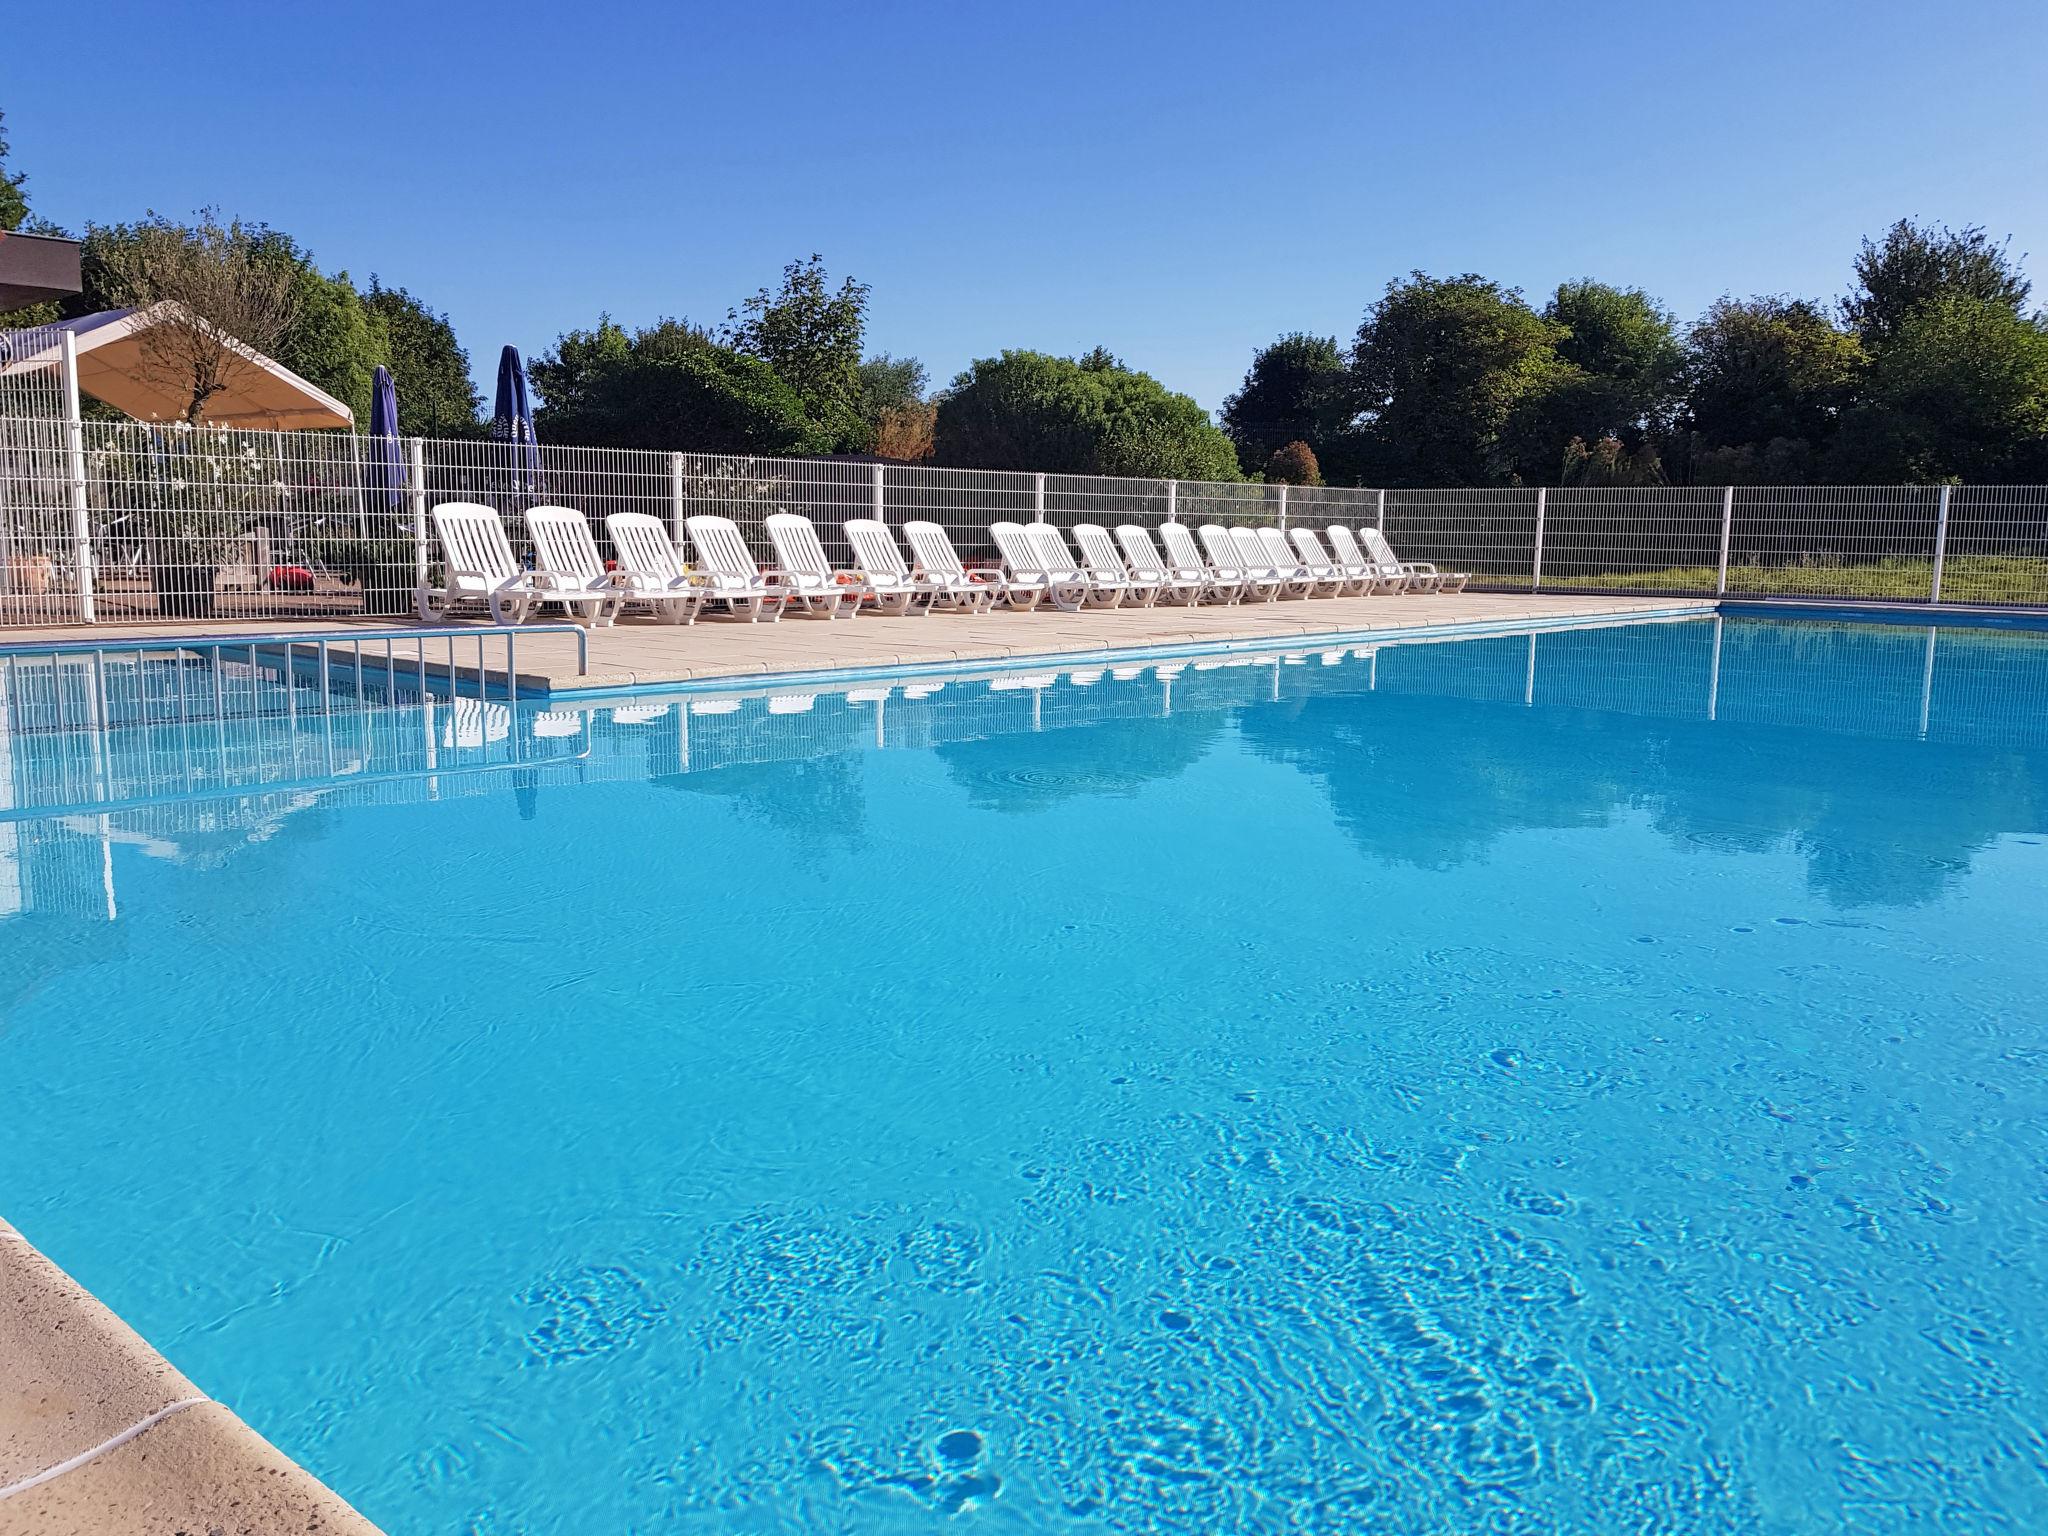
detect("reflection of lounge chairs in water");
top-left (442, 696), bottom-right (512, 749)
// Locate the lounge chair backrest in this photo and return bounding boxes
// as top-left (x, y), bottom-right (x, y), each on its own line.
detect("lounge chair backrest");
top-left (1361, 526), bottom-right (1405, 569)
top-left (526, 505), bottom-right (606, 580)
top-left (1198, 523), bottom-right (1245, 574)
top-left (684, 515), bottom-right (763, 580)
top-left (1116, 523), bottom-right (1170, 577)
top-left (765, 512), bottom-right (835, 579)
top-left (1072, 523), bottom-right (1129, 579)
top-left (1325, 524), bottom-right (1372, 572)
top-left (845, 518), bottom-right (910, 578)
top-left (1290, 526), bottom-right (1337, 569)
top-left (991, 522), bottom-right (1047, 575)
top-left (903, 520), bottom-right (968, 577)
top-left (1026, 523), bottom-right (1084, 576)
top-left (608, 512), bottom-right (686, 581)
top-left (1161, 521), bottom-right (1209, 574)
top-left (432, 503), bottom-right (518, 582)
top-left (1256, 526), bottom-right (1302, 571)
top-left (1231, 525), bottom-right (1276, 573)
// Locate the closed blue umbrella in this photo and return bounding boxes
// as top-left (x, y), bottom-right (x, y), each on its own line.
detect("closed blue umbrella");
top-left (490, 344), bottom-right (543, 497)
top-left (367, 364), bottom-right (404, 509)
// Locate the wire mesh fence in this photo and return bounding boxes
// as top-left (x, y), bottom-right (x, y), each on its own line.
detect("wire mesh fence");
top-left (3, 410), bottom-right (2048, 626)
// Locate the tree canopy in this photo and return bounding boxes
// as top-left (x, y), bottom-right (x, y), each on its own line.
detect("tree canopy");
top-left (723, 255), bottom-right (871, 451)
top-left (530, 317), bottom-right (832, 456)
top-left (1219, 334), bottom-right (1351, 477)
top-left (0, 110), bottom-right (28, 234)
top-left (365, 280), bottom-right (482, 437)
top-left (1843, 219), bottom-right (2032, 348)
top-left (933, 349), bottom-right (1241, 481)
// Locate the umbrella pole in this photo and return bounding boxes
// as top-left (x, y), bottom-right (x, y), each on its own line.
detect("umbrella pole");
top-left (348, 428), bottom-right (368, 538)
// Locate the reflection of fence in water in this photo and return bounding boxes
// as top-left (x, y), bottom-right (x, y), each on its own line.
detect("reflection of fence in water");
top-left (9, 620), bottom-right (2048, 906)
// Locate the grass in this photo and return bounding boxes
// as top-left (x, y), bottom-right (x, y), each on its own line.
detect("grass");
top-left (1537, 555), bottom-right (2048, 606)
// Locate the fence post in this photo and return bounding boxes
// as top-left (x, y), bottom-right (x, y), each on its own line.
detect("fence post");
top-left (1376, 487), bottom-right (1387, 531)
top-left (1715, 485), bottom-right (1734, 596)
top-left (1033, 471), bottom-right (1046, 523)
top-left (1530, 486), bottom-right (1547, 592)
top-left (409, 438), bottom-right (429, 587)
top-left (1277, 483), bottom-right (1288, 529)
top-left (60, 330), bottom-right (96, 622)
top-left (1930, 484), bottom-right (1952, 605)
top-left (1166, 480), bottom-right (1177, 522)
top-left (670, 453), bottom-right (687, 548)
top-left (871, 461), bottom-right (886, 524)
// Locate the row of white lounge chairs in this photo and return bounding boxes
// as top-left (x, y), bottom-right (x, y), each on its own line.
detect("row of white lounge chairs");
top-left (417, 502), bottom-right (1470, 627)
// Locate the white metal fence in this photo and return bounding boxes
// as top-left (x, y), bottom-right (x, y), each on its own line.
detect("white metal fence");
top-left (2, 412), bottom-right (2047, 625)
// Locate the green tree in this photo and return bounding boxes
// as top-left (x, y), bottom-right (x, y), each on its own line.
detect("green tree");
top-left (1350, 273), bottom-right (1567, 486)
top-left (856, 353), bottom-right (926, 420)
top-left (0, 109), bottom-right (29, 233)
top-left (1827, 296), bottom-right (2048, 482)
top-left (1220, 333), bottom-right (1352, 477)
top-left (365, 279), bottom-right (482, 437)
top-left (1843, 219), bottom-right (2032, 349)
top-left (253, 230), bottom-right (383, 425)
top-left (932, 349), bottom-right (1240, 481)
top-left (724, 254), bottom-right (870, 450)
top-left (1679, 296), bottom-right (1863, 482)
top-left (531, 316), bottom-right (831, 456)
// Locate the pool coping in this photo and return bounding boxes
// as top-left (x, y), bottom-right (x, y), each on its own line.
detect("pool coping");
top-left (0, 1218), bottom-right (383, 1535)
top-left (526, 601), bottom-right (1717, 697)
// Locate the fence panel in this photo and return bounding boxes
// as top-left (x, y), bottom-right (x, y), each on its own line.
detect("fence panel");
top-left (1542, 488), bottom-right (1726, 593)
top-left (1942, 486), bottom-right (2048, 606)
top-left (1724, 486), bottom-right (1941, 601)
top-left (1382, 489), bottom-right (1539, 590)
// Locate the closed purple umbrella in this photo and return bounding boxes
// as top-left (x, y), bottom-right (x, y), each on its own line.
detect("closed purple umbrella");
top-left (490, 344), bottom-right (543, 498)
top-left (368, 364), bottom-right (404, 509)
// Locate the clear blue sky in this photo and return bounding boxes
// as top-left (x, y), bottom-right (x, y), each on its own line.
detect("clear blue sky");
top-left (7, 0), bottom-right (2046, 416)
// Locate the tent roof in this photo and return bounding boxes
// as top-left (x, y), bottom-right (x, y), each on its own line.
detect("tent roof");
top-left (0, 303), bottom-right (354, 430)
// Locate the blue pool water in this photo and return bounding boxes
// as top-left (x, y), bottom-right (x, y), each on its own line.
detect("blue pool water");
top-left (4, 617), bottom-right (2047, 1534)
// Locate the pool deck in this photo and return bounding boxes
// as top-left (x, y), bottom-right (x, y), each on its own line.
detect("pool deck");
top-left (0, 1220), bottom-right (380, 1536)
top-left (2, 591), bottom-right (1715, 695)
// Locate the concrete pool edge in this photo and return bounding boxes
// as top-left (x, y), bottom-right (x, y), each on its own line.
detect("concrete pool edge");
top-left (0, 1219), bottom-right (383, 1536)
top-left (519, 600), bottom-right (1723, 698)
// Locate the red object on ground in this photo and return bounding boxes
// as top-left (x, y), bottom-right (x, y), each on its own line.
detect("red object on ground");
top-left (269, 565), bottom-right (315, 591)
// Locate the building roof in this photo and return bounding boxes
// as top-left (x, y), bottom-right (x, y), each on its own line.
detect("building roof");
top-left (0, 231), bottom-right (83, 310)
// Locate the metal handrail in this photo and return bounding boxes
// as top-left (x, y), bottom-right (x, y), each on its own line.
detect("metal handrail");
top-left (0, 623), bottom-right (588, 702)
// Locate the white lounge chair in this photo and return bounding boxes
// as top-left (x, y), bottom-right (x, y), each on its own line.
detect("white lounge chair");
top-left (1197, 523), bottom-right (1279, 602)
top-left (1285, 525), bottom-right (1361, 596)
top-left (418, 502), bottom-right (609, 626)
top-left (604, 512), bottom-right (705, 624)
top-left (1362, 525), bottom-right (1469, 593)
top-left (682, 514), bottom-right (790, 622)
top-left (1074, 523), bottom-right (1162, 607)
top-left (1240, 526), bottom-right (1312, 599)
top-left (901, 521), bottom-right (1003, 613)
top-left (843, 518), bottom-right (943, 615)
top-left (1027, 523), bottom-right (1128, 609)
top-left (1113, 523), bottom-right (1208, 606)
top-left (762, 512), bottom-right (860, 619)
top-left (1324, 525), bottom-right (1405, 594)
top-left (524, 505), bottom-right (625, 627)
top-left (1160, 521), bottom-right (1243, 604)
top-left (989, 522), bottom-right (1088, 612)
top-left (1255, 525), bottom-right (1334, 597)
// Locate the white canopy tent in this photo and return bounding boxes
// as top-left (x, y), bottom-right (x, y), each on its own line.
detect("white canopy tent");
top-left (0, 303), bottom-right (354, 430)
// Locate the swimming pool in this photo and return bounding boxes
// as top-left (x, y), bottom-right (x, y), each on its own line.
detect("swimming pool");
top-left (4, 616), bottom-right (2045, 1533)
